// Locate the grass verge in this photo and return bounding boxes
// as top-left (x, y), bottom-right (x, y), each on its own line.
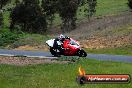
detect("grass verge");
top-left (85, 45), bottom-right (132, 56)
top-left (0, 58), bottom-right (132, 88)
top-left (9, 33), bottom-right (52, 49)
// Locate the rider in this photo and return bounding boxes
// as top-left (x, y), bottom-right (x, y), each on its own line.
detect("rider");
top-left (53, 34), bottom-right (70, 53)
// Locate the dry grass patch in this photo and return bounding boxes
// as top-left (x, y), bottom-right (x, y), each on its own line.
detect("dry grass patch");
top-left (0, 56), bottom-right (70, 66)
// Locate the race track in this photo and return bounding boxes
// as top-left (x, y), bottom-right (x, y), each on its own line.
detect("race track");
top-left (0, 49), bottom-right (132, 63)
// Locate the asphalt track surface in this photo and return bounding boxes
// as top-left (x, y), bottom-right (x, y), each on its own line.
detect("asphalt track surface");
top-left (0, 49), bottom-right (132, 63)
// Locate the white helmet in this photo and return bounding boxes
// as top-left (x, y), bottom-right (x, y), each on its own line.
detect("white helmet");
top-left (58, 34), bottom-right (65, 40)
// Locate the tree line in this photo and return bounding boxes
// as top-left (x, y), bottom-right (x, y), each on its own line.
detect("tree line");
top-left (0, 0), bottom-right (97, 33)
top-left (0, 0), bottom-right (132, 34)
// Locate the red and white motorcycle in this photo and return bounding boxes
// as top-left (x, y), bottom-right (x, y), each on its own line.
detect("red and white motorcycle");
top-left (46, 38), bottom-right (87, 57)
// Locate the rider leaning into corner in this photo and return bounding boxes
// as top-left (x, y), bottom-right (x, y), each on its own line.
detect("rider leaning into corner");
top-left (53, 34), bottom-right (70, 54)
top-left (47, 34), bottom-right (87, 57)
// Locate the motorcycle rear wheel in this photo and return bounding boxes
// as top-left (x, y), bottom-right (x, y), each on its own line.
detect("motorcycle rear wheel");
top-left (50, 47), bottom-right (60, 57)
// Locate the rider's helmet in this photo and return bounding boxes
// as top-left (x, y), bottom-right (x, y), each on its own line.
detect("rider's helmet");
top-left (58, 34), bottom-right (65, 40)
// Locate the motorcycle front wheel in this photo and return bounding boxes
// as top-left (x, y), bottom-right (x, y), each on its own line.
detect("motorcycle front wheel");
top-left (76, 49), bottom-right (87, 57)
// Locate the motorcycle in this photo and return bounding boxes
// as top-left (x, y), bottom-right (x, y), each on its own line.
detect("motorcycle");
top-left (46, 38), bottom-right (87, 57)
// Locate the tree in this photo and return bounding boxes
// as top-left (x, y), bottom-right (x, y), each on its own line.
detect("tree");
top-left (57, 0), bottom-right (79, 32)
top-left (41, 0), bottom-right (97, 33)
top-left (128, 0), bottom-right (132, 9)
top-left (10, 0), bottom-right (47, 34)
top-left (0, 0), bottom-right (10, 27)
top-left (23, 0), bottom-right (39, 5)
top-left (41, 0), bottom-right (57, 27)
top-left (87, 0), bottom-right (97, 18)
top-left (79, 0), bottom-right (97, 19)
top-left (42, 0), bottom-right (80, 32)
top-left (15, 0), bottom-right (20, 5)
top-left (0, 0), bottom-right (10, 9)
top-left (0, 12), bottom-right (3, 27)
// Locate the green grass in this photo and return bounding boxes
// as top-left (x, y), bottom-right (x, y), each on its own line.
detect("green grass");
top-left (85, 45), bottom-right (132, 56)
top-left (95, 0), bottom-right (128, 16)
top-left (0, 28), bottom-right (52, 48)
top-left (0, 58), bottom-right (132, 88)
top-left (77, 0), bottom-right (128, 20)
top-left (10, 33), bottom-right (52, 48)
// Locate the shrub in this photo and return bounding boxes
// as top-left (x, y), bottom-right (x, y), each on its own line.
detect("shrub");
top-left (0, 30), bottom-right (23, 46)
top-left (0, 12), bottom-right (3, 27)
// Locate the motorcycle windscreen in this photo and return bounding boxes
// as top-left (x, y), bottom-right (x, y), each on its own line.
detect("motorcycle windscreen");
top-left (46, 39), bottom-right (55, 47)
top-left (70, 39), bottom-right (79, 46)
